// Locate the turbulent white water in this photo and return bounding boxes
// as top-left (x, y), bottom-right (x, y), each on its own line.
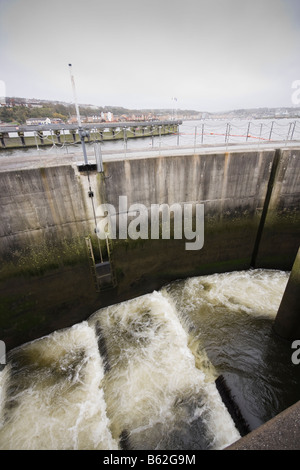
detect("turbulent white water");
top-left (0, 269), bottom-right (291, 450)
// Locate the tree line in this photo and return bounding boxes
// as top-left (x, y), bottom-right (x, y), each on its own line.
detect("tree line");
top-left (0, 103), bottom-right (146, 125)
top-left (0, 98), bottom-right (201, 125)
top-left (0, 103), bottom-right (96, 125)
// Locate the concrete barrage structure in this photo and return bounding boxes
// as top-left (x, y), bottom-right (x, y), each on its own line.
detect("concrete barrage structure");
top-left (0, 146), bottom-right (299, 351)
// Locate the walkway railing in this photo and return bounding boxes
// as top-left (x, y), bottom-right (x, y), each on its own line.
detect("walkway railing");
top-left (1, 119), bottom-right (299, 161)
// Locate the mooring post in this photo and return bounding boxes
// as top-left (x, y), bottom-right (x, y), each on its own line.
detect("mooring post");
top-left (273, 247), bottom-right (300, 340)
top-left (246, 121), bottom-right (251, 141)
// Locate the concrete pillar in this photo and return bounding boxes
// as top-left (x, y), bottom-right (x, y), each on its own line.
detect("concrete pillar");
top-left (0, 132), bottom-right (6, 147)
top-left (37, 130), bottom-right (44, 144)
top-left (69, 130), bottom-right (75, 142)
top-left (54, 130), bottom-right (61, 143)
top-left (18, 131), bottom-right (25, 146)
top-left (273, 247), bottom-right (300, 339)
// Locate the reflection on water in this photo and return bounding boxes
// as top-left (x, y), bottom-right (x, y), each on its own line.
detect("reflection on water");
top-left (1, 269), bottom-right (299, 450)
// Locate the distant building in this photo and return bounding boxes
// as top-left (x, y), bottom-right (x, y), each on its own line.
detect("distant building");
top-left (86, 115), bottom-right (103, 123)
top-left (100, 111), bottom-right (114, 122)
top-left (130, 114), bottom-right (146, 121)
top-left (67, 115), bottom-right (83, 124)
top-left (5, 97), bottom-right (27, 107)
top-left (50, 118), bottom-right (64, 124)
top-left (26, 117), bottom-right (51, 125)
top-left (28, 102), bottom-right (43, 108)
top-left (157, 114), bottom-right (171, 121)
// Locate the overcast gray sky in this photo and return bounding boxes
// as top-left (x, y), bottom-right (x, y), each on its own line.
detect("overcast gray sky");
top-left (0, 0), bottom-right (300, 112)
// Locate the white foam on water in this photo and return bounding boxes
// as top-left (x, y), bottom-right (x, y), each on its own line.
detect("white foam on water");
top-left (169, 269), bottom-right (289, 319)
top-left (0, 269), bottom-right (289, 450)
top-left (0, 322), bottom-right (117, 450)
top-left (89, 290), bottom-right (240, 449)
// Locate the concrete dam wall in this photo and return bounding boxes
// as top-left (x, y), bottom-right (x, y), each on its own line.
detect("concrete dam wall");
top-left (0, 147), bottom-right (299, 350)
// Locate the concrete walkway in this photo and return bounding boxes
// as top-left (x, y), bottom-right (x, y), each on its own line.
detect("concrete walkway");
top-left (226, 400), bottom-right (300, 450)
top-left (1, 141), bottom-right (300, 172)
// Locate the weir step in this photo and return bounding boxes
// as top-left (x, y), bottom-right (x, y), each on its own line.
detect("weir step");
top-left (216, 374), bottom-right (253, 437)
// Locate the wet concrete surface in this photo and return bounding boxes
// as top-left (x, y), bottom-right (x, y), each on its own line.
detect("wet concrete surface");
top-left (226, 400), bottom-right (300, 450)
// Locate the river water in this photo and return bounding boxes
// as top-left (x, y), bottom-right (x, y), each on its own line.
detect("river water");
top-left (1, 268), bottom-right (298, 451)
top-left (1, 118), bottom-right (299, 160)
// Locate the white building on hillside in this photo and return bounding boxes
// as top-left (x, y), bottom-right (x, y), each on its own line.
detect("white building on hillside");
top-left (26, 117), bottom-right (52, 125)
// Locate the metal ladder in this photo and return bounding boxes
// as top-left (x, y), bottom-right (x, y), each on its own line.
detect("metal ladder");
top-left (85, 235), bottom-right (117, 291)
top-left (85, 236), bottom-right (101, 292)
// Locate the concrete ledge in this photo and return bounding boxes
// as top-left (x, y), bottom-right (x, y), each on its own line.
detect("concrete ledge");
top-left (226, 400), bottom-right (300, 450)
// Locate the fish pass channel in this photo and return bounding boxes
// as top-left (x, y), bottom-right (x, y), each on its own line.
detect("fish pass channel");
top-left (0, 269), bottom-right (299, 450)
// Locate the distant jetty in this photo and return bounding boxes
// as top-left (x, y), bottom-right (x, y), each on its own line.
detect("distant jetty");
top-left (0, 120), bottom-right (182, 149)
